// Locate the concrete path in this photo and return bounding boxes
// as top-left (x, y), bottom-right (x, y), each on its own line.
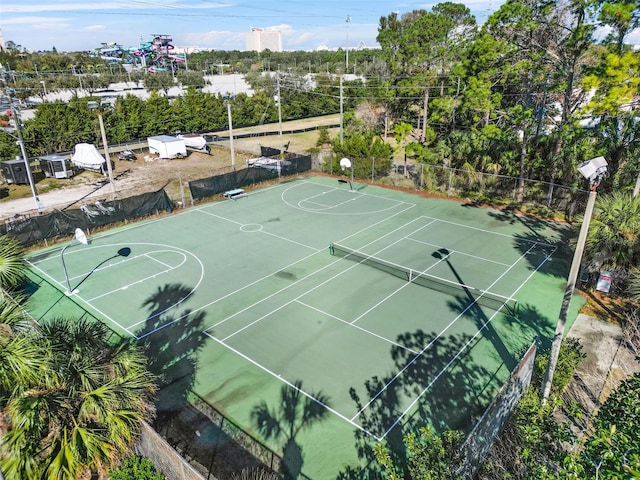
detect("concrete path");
top-left (562, 313), bottom-right (639, 434)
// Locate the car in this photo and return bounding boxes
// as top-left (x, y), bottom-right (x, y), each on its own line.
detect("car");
top-left (117, 150), bottom-right (136, 161)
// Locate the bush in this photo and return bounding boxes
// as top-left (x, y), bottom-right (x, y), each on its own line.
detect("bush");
top-left (533, 337), bottom-right (585, 395)
top-left (109, 455), bottom-right (165, 480)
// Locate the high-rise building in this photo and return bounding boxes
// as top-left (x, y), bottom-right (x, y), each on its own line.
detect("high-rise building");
top-left (245, 27), bottom-right (282, 53)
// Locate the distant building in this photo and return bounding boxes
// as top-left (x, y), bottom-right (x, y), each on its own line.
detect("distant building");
top-left (0, 29), bottom-right (6, 52)
top-left (245, 27), bottom-right (282, 53)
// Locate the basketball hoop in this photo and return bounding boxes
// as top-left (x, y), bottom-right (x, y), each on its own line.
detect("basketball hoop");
top-left (74, 228), bottom-right (88, 245)
top-left (339, 157), bottom-right (354, 191)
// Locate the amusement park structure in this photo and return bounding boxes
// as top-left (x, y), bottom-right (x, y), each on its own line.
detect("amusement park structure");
top-left (90, 34), bottom-right (186, 73)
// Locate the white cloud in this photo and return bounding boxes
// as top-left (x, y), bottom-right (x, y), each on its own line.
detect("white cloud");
top-left (0, 15), bottom-right (71, 25)
top-left (83, 25), bottom-right (107, 32)
top-left (2, 1), bottom-right (232, 14)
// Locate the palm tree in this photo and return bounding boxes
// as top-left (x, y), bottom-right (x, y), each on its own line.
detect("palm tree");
top-left (0, 235), bottom-right (27, 292)
top-left (585, 191), bottom-right (640, 284)
top-left (0, 317), bottom-right (157, 479)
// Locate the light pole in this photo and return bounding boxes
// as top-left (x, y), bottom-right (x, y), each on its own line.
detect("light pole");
top-left (6, 88), bottom-right (43, 212)
top-left (541, 156), bottom-right (608, 403)
top-left (61, 228), bottom-right (89, 295)
top-left (87, 101), bottom-right (116, 198)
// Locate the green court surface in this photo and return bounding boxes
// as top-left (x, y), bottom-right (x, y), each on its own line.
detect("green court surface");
top-left (24, 176), bottom-right (583, 479)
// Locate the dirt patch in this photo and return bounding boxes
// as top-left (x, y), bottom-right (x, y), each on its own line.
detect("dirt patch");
top-left (1, 117), bottom-right (340, 220)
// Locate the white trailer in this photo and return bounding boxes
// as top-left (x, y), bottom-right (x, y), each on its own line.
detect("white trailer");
top-left (147, 135), bottom-right (187, 159)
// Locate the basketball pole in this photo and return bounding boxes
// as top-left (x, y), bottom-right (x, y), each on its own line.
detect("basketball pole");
top-left (61, 228), bottom-right (89, 295)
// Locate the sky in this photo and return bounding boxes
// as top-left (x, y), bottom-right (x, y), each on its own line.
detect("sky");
top-left (0, 0), bottom-right (509, 54)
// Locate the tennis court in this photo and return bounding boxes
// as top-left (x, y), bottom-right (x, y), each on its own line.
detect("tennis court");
top-left (24, 176), bottom-right (577, 478)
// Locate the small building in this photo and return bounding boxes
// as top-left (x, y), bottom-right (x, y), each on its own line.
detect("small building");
top-left (0, 157), bottom-right (31, 185)
top-left (39, 154), bottom-right (76, 179)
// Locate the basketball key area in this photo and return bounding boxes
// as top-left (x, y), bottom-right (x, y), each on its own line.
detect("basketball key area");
top-left (24, 176), bottom-right (571, 477)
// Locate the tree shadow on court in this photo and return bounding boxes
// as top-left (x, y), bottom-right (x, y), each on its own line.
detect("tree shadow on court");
top-left (136, 282), bottom-right (207, 412)
top-left (337, 300), bottom-right (555, 479)
top-left (483, 208), bottom-right (576, 280)
top-left (251, 380), bottom-right (331, 479)
top-left (337, 328), bottom-right (497, 480)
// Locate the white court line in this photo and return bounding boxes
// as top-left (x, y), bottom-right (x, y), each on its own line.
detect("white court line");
top-left (302, 199), bottom-right (332, 208)
top-left (26, 258), bottom-right (136, 337)
top-left (212, 215), bottom-right (435, 338)
top-left (382, 245), bottom-right (557, 439)
top-left (299, 188), bottom-right (362, 211)
top-left (406, 237), bottom-right (512, 267)
top-left (350, 250), bottom-right (453, 326)
top-left (295, 300), bottom-right (420, 355)
top-left (351, 243), bottom-right (534, 424)
top-left (299, 179), bottom-right (415, 206)
top-left (282, 181), bottom-right (412, 216)
top-left (203, 330), bottom-right (381, 439)
top-left (422, 216), bottom-right (557, 248)
top-left (144, 252), bottom-right (182, 269)
top-left (202, 203), bottom-right (418, 333)
top-left (197, 209), bottom-right (318, 251)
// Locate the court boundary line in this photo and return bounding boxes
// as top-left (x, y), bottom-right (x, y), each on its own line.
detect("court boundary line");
top-left (424, 216), bottom-right (557, 248)
top-left (27, 242), bottom-right (206, 338)
top-left (196, 209), bottom-right (318, 251)
top-left (406, 237), bottom-right (513, 267)
top-left (203, 330), bottom-right (381, 439)
top-left (376, 243), bottom-right (557, 439)
top-left (294, 299), bottom-right (420, 355)
top-left (350, 241), bottom-right (537, 433)
top-left (206, 215), bottom-right (436, 336)
top-left (282, 181), bottom-right (414, 216)
top-left (86, 250), bottom-right (188, 302)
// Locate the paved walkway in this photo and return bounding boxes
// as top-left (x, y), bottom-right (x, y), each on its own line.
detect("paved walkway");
top-left (562, 313), bottom-right (639, 435)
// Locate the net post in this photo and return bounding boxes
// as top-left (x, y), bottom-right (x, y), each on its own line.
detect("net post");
top-left (329, 242), bottom-right (334, 256)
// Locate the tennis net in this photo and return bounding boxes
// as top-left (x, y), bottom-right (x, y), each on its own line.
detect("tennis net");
top-left (329, 242), bottom-right (518, 313)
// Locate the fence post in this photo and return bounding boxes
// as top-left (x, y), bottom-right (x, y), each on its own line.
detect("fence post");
top-left (547, 182), bottom-right (554, 208)
top-left (371, 157), bottom-right (375, 182)
top-left (448, 168), bottom-right (453, 197)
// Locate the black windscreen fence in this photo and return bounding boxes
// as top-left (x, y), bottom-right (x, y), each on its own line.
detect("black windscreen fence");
top-left (189, 155), bottom-right (312, 200)
top-left (2, 189), bottom-right (173, 246)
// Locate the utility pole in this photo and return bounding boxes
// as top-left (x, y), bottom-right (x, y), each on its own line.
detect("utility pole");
top-left (277, 73), bottom-right (284, 158)
top-left (226, 99), bottom-right (236, 170)
top-left (345, 15), bottom-right (351, 71)
top-left (6, 88), bottom-right (42, 211)
top-left (339, 75), bottom-right (344, 145)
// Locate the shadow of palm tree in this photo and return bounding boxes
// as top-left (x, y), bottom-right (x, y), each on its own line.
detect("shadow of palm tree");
top-left (136, 283), bottom-right (207, 413)
top-left (338, 299), bottom-right (551, 480)
top-left (482, 209), bottom-right (576, 280)
top-left (252, 380), bottom-right (331, 479)
top-left (338, 328), bottom-right (495, 479)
